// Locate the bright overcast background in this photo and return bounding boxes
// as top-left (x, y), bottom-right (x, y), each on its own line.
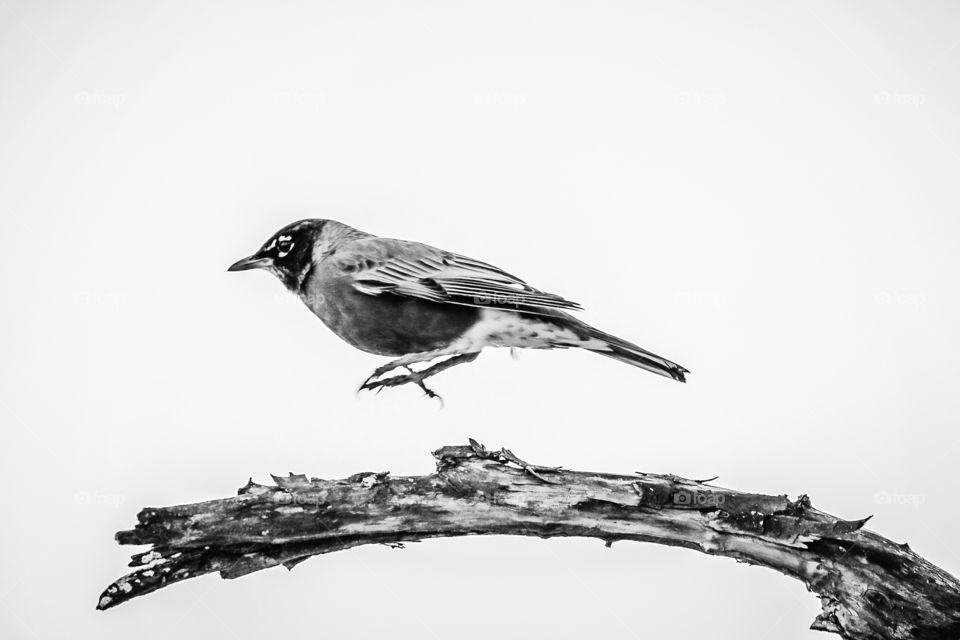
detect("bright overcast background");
top-left (1, 2), bottom-right (959, 639)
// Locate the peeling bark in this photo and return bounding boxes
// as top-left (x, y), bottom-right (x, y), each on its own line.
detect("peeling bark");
top-left (99, 440), bottom-right (960, 639)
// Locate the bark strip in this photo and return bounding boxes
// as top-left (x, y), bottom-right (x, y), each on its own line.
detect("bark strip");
top-left (99, 440), bottom-right (960, 640)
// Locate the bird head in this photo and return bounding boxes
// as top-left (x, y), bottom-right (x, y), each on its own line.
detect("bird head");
top-left (228, 219), bottom-right (326, 291)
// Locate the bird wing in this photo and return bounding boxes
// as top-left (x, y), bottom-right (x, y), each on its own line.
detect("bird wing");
top-left (334, 237), bottom-right (583, 315)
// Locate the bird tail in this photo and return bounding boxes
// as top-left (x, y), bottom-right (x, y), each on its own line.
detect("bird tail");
top-left (570, 320), bottom-right (689, 382)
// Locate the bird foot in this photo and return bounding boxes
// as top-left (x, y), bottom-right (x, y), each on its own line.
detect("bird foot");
top-left (359, 367), bottom-right (445, 405)
top-left (357, 352), bottom-right (481, 403)
top-left (360, 360), bottom-right (407, 388)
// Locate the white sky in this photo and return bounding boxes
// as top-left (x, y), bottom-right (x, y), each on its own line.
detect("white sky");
top-left (1, 1), bottom-right (959, 638)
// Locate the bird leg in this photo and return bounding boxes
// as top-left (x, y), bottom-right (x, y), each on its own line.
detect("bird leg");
top-left (358, 352), bottom-right (481, 402)
top-left (359, 349), bottom-right (448, 386)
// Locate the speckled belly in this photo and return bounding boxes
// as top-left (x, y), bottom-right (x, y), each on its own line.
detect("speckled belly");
top-left (449, 308), bottom-right (607, 351)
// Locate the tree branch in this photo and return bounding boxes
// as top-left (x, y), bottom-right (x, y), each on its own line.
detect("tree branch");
top-left (99, 440), bottom-right (960, 639)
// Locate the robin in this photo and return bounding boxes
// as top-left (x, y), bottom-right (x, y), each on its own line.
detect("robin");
top-left (229, 219), bottom-right (688, 399)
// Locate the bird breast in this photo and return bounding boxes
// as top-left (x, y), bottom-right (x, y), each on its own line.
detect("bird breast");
top-left (298, 268), bottom-right (481, 357)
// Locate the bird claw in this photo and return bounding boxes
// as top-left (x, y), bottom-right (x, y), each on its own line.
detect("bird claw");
top-left (359, 363), bottom-right (402, 390)
top-left (356, 352), bottom-right (481, 404)
top-left (358, 369), bottom-right (445, 406)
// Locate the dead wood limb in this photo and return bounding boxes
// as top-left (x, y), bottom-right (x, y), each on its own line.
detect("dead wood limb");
top-left (99, 439), bottom-right (960, 639)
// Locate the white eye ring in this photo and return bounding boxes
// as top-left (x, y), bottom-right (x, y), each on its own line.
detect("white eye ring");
top-left (277, 240), bottom-right (294, 257)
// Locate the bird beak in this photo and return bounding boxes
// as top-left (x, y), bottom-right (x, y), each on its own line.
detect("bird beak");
top-left (227, 255), bottom-right (272, 272)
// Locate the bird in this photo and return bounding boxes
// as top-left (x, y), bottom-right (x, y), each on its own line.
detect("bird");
top-left (228, 219), bottom-right (688, 399)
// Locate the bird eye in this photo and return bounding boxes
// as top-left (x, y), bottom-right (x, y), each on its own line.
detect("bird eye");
top-left (276, 240), bottom-right (294, 257)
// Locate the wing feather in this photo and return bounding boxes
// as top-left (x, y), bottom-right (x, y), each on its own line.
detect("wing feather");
top-left (340, 239), bottom-right (582, 315)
